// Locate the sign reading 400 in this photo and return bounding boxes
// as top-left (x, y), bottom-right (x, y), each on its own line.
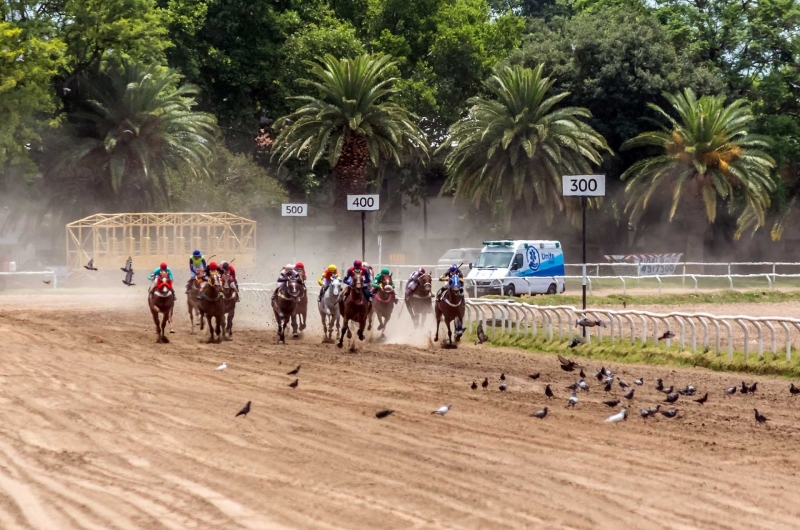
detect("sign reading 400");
top-left (347, 194), bottom-right (380, 211)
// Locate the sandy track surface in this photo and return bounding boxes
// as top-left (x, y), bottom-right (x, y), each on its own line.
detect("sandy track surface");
top-left (1, 292), bottom-right (800, 529)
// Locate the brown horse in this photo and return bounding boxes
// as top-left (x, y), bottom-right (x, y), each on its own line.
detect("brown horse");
top-left (149, 280), bottom-right (174, 343)
top-left (337, 269), bottom-right (371, 348)
top-left (371, 275), bottom-right (396, 339)
top-left (434, 275), bottom-right (466, 346)
top-left (220, 272), bottom-right (237, 341)
top-left (197, 272), bottom-right (224, 342)
top-left (405, 272), bottom-right (433, 328)
top-left (272, 277), bottom-right (301, 343)
top-left (187, 277), bottom-right (202, 333)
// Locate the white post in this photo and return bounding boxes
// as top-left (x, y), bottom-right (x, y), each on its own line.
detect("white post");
top-left (377, 235), bottom-right (382, 271)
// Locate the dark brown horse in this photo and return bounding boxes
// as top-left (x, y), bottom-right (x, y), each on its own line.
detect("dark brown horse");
top-left (220, 272), bottom-right (237, 341)
top-left (338, 269), bottom-right (371, 348)
top-left (434, 275), bottom-right (466, 346)
top-left (371, 275), bottom-right (396, 339)
top-left (197, 272), bottom-right (224, 342)
top-left (272, 277), bottom-right (301, 343)
top-left (405, 272), bottom-right (433, 328)
top-left (149, 280), bottom-right (174, 343)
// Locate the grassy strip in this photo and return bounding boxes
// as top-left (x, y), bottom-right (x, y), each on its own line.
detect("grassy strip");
top-left (483, 289), bottom-right (800, 307)
top-left (465, 331), bottom-right (800, 378)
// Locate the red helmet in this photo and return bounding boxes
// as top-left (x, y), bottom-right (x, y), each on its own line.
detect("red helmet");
top-left (160, 262), bottom-right (167, 270)
top-left (354, 259), bottom-right (362, 268)
top-left (208, 261), bottom-right (218, 270)
top-left (295, 262), bottom-right (305, 269)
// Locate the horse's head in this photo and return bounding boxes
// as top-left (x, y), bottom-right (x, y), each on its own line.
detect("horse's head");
top-left (420, 272), bottom-right (432, 293)
top-left (287, 277), bottom-right (300, 298)
top-left (449, 275), bottom-right (463, 293)
top-left (352, 269), bottom-right (363, 289)
top-left (330, 277), bottom-right (342, 296)
top-left (381, 275), bottom-right (395, 293)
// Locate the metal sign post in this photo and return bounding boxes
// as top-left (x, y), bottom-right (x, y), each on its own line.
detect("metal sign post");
top-left (347, 194), bottom-right (380, 261)
top-left (281, 203), bottom-right (308, 263)
top-left (562, 175), bottom-right (606, 314)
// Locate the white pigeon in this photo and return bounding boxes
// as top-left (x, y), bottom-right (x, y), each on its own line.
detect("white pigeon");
top-left (605, 408), bottom-right (628, 423)
top-left (215, 362), bottom-right (227, 371)
top-left (567, 392), bottom-right (578, 408)
top-left (432, 405), bottom-right (452, 416)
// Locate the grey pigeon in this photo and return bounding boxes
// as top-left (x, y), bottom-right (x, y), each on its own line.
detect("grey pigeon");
top-left (235, 401), bottom-right (251, 418)
top-left (531, 407), bottom-right (548, 419)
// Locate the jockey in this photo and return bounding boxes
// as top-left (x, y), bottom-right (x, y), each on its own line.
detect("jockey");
top-left (272, 263), bottom-right (297, 300)
top-left (154, 270), bottom-right (174, 292)
top-left (220, 261), bottom-right (240, 302)
top-left (148, 262), bottom-right (176, 300)
top-left (436, 263), bottom-right (463, 301)
top-left (371, 267), bottom-right (394, 289)
top-left (187, 250), bottom-right (206, 292)
top-left (205, 261), bottom-right (219, 281)
top-left (342, 259), bottom-right (372, 300)
top-left (295, 262), bottom-right (307, 283)
top-left (317, 264), bottom-right (338, 301)
top-left (406, 267), bottom-right (427, 297)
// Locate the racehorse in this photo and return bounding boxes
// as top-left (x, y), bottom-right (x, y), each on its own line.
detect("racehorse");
top-left (405, 272), bottom-right (433, 328)
top-left (434, 274), bottom-right (466, 346)
top-left (272, 277), bottom-right (301, 343)
top-left (197, 271), bottom-right (224, 342)
top-left (220, 272), bottom-right (237, 341)
top-left (149, 279), bottom-right (174, 343)
top-left (187, 277), bottom-right (202, 333)
top-left (318, 277), bottom-right (342, 343)
top-left (337, 269), bottom-right (371, 348)
top-left (371, 274), bottom-right (396, 339)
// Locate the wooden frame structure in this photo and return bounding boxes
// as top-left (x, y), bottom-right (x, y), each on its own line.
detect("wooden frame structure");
top-left (66, 212), bottom-right (256, 271)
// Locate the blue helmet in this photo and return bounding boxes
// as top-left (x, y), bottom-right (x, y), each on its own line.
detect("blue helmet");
top-left (451, 263), bottom-right (458, 269)
top-left (193, 250), bottom-right (201, 257)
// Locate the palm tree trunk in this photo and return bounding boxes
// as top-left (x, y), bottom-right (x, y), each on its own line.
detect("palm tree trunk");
top-left (333, 133), bottom-right (370, 261)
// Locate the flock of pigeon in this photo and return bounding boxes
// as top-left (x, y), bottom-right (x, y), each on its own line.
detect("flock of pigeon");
top-left (233, 363), bottom-right (301, 418)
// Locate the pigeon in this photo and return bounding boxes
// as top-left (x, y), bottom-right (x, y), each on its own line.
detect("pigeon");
top-left (603, 380), bottom-right (613, 393)
top-left (641, 408), bottom-right (652, 421)
top-left (288, 379), bottom-right (299, 388)
top-left (482, 377), bottom-right (489, 390)
top-left (634, 378), bottom-right (644, 386)
top-left (545, 384), bottom-right (554, 399)
top-left (121, 256), bottom-right (133, 273)
top-left (661, 386), bottom-right (674, 395)
top-left (604, 375), bottom-right (614, 386)
top-left (528, 373), bottom-right (540, 380)
top-left (235, 401), bottom-right (251, 418)
top-left (603, 399), bottom-right (621, 407)
top-left (578, 380), bottom-right (590, 392)
top-left (576, 318), bottom-right (606, 328)
top-left (432, 405), bottom-right (452, 416)
top-left (215, 362), bottom-right (227, 371)
top-left (740, 382), bottom-right (749, 394)
top-left (754, 409), bottom-right (769, 423)
top-left (655, 379), bottom-right (664, 392)
top-left (623, 389), bottom-right (635, 400)
top-left (471, 380), bottom-right (478, 391)
top-left (475, 321), bottom-right (488, 344)
top-left (678, 385), bottom-right (697, 396)
top-left (595, 368), bottom-right (606, 381)
top-left (499, 383), bottom-right (508, 392)
top-left (663, 393), bottom-right (679, 403)
top-left (790, 383), bottom-right (800, 396)
top-left (500, 373), bottom-right (506, 381)
top-left (749, 382), bottom-right (758, 394)
top-left (726, 386), bottom-right (737, 396)
top-left (605, 408), bottom-right (628, 423)
top-left (287, 365), bottom-right (301, 375)
top-left (648, 405), bottom-right (662, 415)
top-left (43, 280), bottom-right (52, 285)
top-left (122, 268), bottom-right (135, 286)
top-left (658, 330), bottom-right (675, 341)
top-left (694, 393), bottom-right (708, 405)
top-left (660, 408), bottom-right (679, 418)
top-left (579, 368), bottom-right (586, 379)
top-left (376, 409), bottom-right (395, 419)
top-left (531, 407), bottom-right (548, 419)
top-left (568, 337), bottom-right (584, 348)
top-left (618, 378), bottom-right (630, 389)
top-left (84, 258), bottom-right (97, 271)
top-left (565, 381), bottom-right (579, 392)
top-left (558, 355), bottom-right (580, 371)
top-left (567, 392), bottom-right (578, 408)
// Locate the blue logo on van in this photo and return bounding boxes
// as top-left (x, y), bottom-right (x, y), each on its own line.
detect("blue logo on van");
top-left (527, 247), bottom-right (540, 271)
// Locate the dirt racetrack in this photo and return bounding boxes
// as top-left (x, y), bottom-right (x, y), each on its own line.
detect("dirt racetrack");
top-left (1, 291), bottom-right (800, 529)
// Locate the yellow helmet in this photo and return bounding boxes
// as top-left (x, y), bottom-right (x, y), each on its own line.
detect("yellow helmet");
top-left (327, 264), bottom-right (337, 272)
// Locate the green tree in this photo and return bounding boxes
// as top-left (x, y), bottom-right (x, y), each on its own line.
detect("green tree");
top-left (46, 63), bottom-right (218, 216)
top-left (272, 54), bottom-right (428, 205)
top-left (621, 89), bottom-right (775, 259)
top-left (440, 64), bottom-right (610, 227)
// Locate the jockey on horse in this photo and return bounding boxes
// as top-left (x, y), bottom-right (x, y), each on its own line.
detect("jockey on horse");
top-left (318, 264), bottom-right (339, 301)
top-left (148, 262), bottom-right (176, 300)
top-left (219, 261), bottom-right (240, 302)
top-left (342, 260), bottom-right (372, 301)
top-left (406, 267), bottom-right (427, 298)
top-left (295, 262), bottom-right (307, 282)
top-left (436, 263), bottom-right (464, 301)
top-left (186, 250), bottom-right (207, 293)
top-left (372, 267), bottom-right (397, 303)
top-left (272, 264), bottom-right (302, 300)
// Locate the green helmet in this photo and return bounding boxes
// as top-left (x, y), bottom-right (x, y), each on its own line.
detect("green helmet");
top-left (381, 268), bottom-right (391, 276)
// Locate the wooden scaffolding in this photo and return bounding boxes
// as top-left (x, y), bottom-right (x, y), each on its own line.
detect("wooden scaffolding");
top-left (66, 212), bottom-right (257, 271)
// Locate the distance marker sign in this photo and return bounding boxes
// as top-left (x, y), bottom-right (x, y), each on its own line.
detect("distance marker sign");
top-left (562, 175), bottom-right (606, 197)
top-left (347, 194), bottom-right (380, 211)
top-left (281, 204), bottom-right (307, 216)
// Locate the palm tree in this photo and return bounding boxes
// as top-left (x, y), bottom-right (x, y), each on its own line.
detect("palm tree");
top-left (621, 89), bottom-right (775, 258)
top-left (439, 64), bottom-right (610, 227)
top-left (271, 54), bottom-right (428, 205)
top-left (48, 63), bottom-right (218, 212)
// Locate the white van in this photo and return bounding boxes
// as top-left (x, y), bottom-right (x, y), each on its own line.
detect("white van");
top-left (466, 240), bottom-right (566, 297)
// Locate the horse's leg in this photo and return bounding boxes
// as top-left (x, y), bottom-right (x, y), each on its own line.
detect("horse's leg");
top-left (447, 318), bottom-right (453, 345)
top-left (434, 307), bottom-right (442, 342)
top-left (168, 305), bottom-right (175, 333)
top-left (291, 314), bottom-right (299, 338)
top-left (188, 302), bottom-right (195, 334)
top-left (454, 314), bottom-right (463, 341)
top-left (338, 317), bottom-right (348, 348)
top-left (161, 310), bottom-right (170, 343)
top-left (357, 315), bottom-right (366, 341)
top-left (227, 308), bottom-right (234, 339)
top-left (151, 307), bottom-right (162, 342)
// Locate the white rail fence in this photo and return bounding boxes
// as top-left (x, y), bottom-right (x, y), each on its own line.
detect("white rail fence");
top-left (465, 299), bottom-right (800, 361)
top-left (565, 261), bottom-right (800, 277)
top-left (0, 271), bottom-right (58, 289)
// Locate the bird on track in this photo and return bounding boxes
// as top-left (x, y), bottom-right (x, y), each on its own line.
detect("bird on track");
top-left (215, 362), bottom-right (227, 371)
top-left (658, 330), bottom-right (675, 341)
top-left (568, 337), bottom-right (584, 348)
top-left (740, 381), bottom-right (749, 394)
top-left (678, 385), bottom-right (696, 396)
top-left (567, 392), bottom-right (578, 408)
top-left (287, 365), bottom-right (301, 375)
top-left (432, 405), bottom-right (452, 416)
top-left (500, 373), bottom-right (506, 381)
top-left (235, 401), bottom-right (251, 418)
top-left (660, 386), bottom-right (674, 395)
top-left (122, 268), bottom-right (134, 286)
top-left (754, 409), bottom-right (769, 423)
top-left (618, 378), bottom-right (630, 389)
top-left (648, 405), bottom-right (661, 415)
top-left (288, 379), bottom-right (299, 388)
top-left (624, 389), bottom-right (635, 400)
top-left (482, 377), bottom-right (489, 390)
top-left (84, 258), bottom-right (97, 271)
top-left (726, 386), bottom-right (737, 396)
top-left (499, 383), bottom-right (508, 392)
top-left (663, 393), bottom-right (679, 403)
top-left (531, 407), bottom-right (548, 419)
top-left (471, 380), bottom-right (478, 391)
top-left (605, 408), bottom-right (628, 423)
top-left (579, 368), bottom-right (586, 379)
top-left (545, 384), bottom-right (554, 399)
top-left (576, 318), bottom-right (606, 328)
top-left (660, 408), bottom-right (679, 419)
top-left (641, 408), bottom-right (652, 421)
top-left (120, 256), bottom-right (133, 273)
top-left (634, 378), bottom-right (644, 386)
top-left (603, 380), bottom-right (613, 393)
top-left (655, 379), bottom-right (664, 392)
top-left (558, 355), bottom-right (581, 371)
top-left (376, 409), bottom-right (395, 419)
top-left (528, 373), bottom-right (540, 380)
top-left (578, 380), bottom-right (590, 392)
top-left (43, 280), bottom-right (52, 285)
top-left (749, 382), bottom-right (758, 393)
top-left (595, 368), bottom-right (606, 381)
top-left (475, 321), bottom-right (488, 345)
top-left (603, 399), bottom-right (620, 408)
top-left (694, 393), bottom-right (708, 405)
top-left (790, 383), bottom-right (800, 396)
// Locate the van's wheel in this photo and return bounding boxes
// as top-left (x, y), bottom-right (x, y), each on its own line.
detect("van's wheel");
top-left (505, 284), bottom-right (516, 297)
top-left (546, 283), bottom-right (557, 295)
